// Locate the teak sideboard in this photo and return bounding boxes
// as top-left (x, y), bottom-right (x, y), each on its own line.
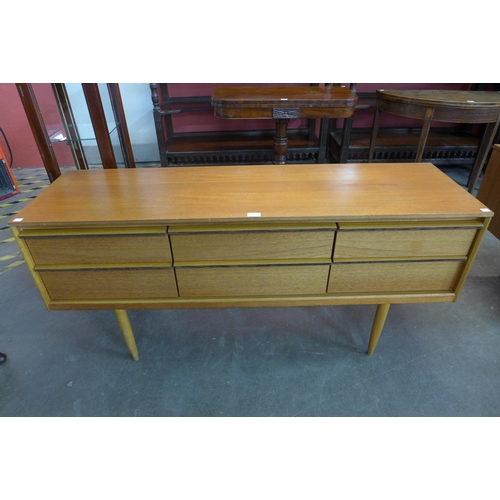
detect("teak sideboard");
top-left (9, 164), bottom-right (492, 360)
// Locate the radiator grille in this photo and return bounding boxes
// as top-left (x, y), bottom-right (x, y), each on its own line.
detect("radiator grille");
top-left (0, 158), bottom-right (16, 198)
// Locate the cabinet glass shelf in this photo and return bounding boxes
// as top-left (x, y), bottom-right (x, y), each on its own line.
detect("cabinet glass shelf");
top-left (48, 123), bottom-right (118, 144)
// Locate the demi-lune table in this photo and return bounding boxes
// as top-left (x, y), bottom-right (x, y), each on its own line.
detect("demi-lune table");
top-left (368, 90), bottom-right (500, 192)
top-left (9, 163), bottom-right (492, 360)
top-left (212, 86), bottom-right (357, 164)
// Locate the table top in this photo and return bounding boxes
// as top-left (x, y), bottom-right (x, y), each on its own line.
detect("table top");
top-left (212, 86), bottom-right (357, 109)
top-left (376, 90), bottom-right (500, 109)
top-left (9, 164), bottom-right (492, 228)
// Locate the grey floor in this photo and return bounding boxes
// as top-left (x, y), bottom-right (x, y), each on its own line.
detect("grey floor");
top-left (1, 164), bottom-right (500, 417)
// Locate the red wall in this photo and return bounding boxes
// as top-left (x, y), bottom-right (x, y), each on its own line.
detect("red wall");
top-left (0, 83), bottom-right (43, 169)
top-left (0, 83), bottom-right (74, 169)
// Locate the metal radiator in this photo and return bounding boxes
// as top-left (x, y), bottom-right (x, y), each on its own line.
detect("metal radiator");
top-left (0, 131), bottom-right (19, 201)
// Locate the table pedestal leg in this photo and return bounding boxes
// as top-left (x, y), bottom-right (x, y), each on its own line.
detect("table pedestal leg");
top-left (367, 304), bottom-right (391, 355)
top-left (273, 119), bottom-right (289, 164)
top-left (114, 310), bottom-right (139, 361)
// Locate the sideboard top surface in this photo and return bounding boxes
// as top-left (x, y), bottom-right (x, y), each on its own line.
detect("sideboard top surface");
top-left (9, 164), bottom-right (492, 227)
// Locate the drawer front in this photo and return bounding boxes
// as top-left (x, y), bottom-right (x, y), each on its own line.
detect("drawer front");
top-left (176, 265), bottom-right (330, 297)
top-left (170, 230), bottom-right (335, 263)
top-left (335, 228), bottom-right (477, 260)
top-left (24, 233), bottom-right (172, 266)
top-left (39, 268), bottom-right (178, 300)
top-left (327, 261), bottom-right (464, 294)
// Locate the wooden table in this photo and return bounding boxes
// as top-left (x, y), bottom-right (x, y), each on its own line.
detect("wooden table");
top-left (368, 90), bottom-right (500, 192)
top-left (212, 86), bottom-right (357, 164)
top-left (477, 144), bottom-right (500, 240)
top-left (9, 164), bottom-right (492, 361)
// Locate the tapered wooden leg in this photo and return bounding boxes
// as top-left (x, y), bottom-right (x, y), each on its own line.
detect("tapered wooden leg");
top-left (467, 121), bottom-right (499, 193)
top-left (114, 310), bottom-right (139, 361)
top-left (415, 108), bottom-right (434, 162)
top-left (368, 105), bottom-right (381, 162)
top-left (367, 304), bottom-right (391, 355)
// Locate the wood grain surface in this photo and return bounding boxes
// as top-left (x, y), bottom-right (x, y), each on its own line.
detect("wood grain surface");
top-left (212, 86), bottom-right (357, 107)
top-left (477, 145), bottom-right (500, 240)
top-left (25, 233), bottom-right (172, 266)
top-left (9, 164), bottom-right (493, 228)
top-left (176, 265), bottom-right (330, 297)
top-left (376, 90), bottom-right (500, 109)
top-left (40, 268), bottom-right (178, 300)
top-left (212, 86), bottom-right (358, 119)
top-left (335, 227), bottom-right (478, 260)
top-left (328, 260), bottom-right (464, 294)
top-left (170, 229), bottom-right (335, 263)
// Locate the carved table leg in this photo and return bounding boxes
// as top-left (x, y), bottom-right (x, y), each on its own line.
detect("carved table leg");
top-left (367, 304), bottom-right (391, 355)
top-left (273, 118), bottom-right (290, 164)
top-left (114, 310), bottom-right (139, 361)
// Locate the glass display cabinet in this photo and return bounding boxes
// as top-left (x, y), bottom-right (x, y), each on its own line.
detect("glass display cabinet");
top-left (16, 83), bottom-right (135, 182)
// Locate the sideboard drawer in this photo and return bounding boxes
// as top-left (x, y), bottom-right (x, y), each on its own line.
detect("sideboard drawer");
top-left (177, 265), bottom-right (330, 297)
top-left (170, 228), bottom-right (335, 264)
top-left (335, 226), bottom-right (478, 260)
top-left (39, 268), bottom-right (178, 300)
top-left (328, 260), bottom-right (464, 294)
top-left (22, 229), bottom-right (171, 266)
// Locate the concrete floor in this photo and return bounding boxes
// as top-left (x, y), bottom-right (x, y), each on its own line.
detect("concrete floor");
top-left (1, 164), bottom-right (500, 417)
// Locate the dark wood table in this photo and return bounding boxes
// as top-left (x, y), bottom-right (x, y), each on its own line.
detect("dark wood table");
top-left (367, 90), bottom-right (500, 192)
top-left (212, 86), bottom-right (357, 164)
top-left (477, 144), bottom-right (500, 240)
